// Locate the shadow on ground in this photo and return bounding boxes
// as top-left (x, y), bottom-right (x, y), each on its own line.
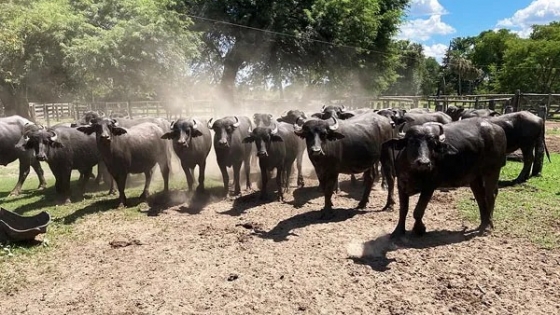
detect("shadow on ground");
top-left (350, 229), bottom-right (480, 272)
top-left (219, 191), bottom-right (276, 216)
top-left (255, 208), bottom-right (367, 242)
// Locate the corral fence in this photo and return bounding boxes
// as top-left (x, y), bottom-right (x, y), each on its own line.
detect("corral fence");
top-left (27, 91), bottom-right (560, 126)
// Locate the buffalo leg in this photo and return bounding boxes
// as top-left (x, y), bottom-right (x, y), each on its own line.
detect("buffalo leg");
top-left (233, 161), bottom-right (242, 196)
top-left (276, 165), bottom-right (284, 201)
top-left (183, 161), bottom-right (194, 191)
top-left (259, 160), bottom-right (268, 200)
top-left (159, 160), bottom-right (170, 192)
top-left (243, 156), bottom-right (252, 191)
top-left (514, 146), bottom-right (534, 184)
top-left (412, 189), bottom-right (435, 235)
top-left (350, 174), bottom-right (358, 186)
top-left (197, 161), bottom-right (206, 192)
top-left (218, 164), bottom-right (229, 196)
top-left (79, 168), bottom-right (93, 198)
top-left (532, 138), bottom-right (545, 177)
top-left (140, 169), bottom-right (154, 200)
top-left (381, 158), bottom-right (396, 211)
top-left (296, 151), bottom-right (304, 188)
top-left (60, 169), bottom-right (72, 205)
top-left (10, 158), bottom-right (32, 196)
top-left (390, 187), bottom-right (410, 238)
top-left (357, 168), bottom-right (374, 209)
top-left (470, 176), bottom-right (491, 232)
top-left (115, 174), bottom-right (127, 208)
top-left (284, 162), bottom-right (293, 191)
top-left (483, 170), bottom-right (500, 230)
top-left (320, 174), bottom-right (338, 219)
top-left (31, 157), bottom-right (47, 190)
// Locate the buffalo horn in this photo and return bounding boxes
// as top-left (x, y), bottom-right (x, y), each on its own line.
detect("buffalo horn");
top-left (192, 119), bottom-right (198, 129)
top-left (280, 110), bottom-right (288, 117)
top-left (233, 116), bottom-right (240, 128)
top-left (270, 123), bottom-right (278, 135)
top-left (341, 104), bottom-right (346, 111)
top-left (49, 131), bottom-right (58, 142)
top-left (207, 118), bottom-right (214, 129)
top-left (329, 117), bottom-right (339, 131)
top-left (170, 120), bottom-right (175, 129)
top-left (321, 105), bottom-right (326, 112)
top-left (293, 123), bottom-right (302, 132)
top-left (425, 122), bottom-right (446, 142)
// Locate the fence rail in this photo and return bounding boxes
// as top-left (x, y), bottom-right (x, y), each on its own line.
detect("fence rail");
top-left (25, 91), bottom-right (560, 126)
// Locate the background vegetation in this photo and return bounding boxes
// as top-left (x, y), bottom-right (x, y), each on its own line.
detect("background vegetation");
top-left (1, 0), bottom-right (560, 117)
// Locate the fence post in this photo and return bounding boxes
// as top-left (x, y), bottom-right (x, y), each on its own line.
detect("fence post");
top-left (513, 89), bottom-right (521, 112)
top-left (537, 105), bottom-right (547, 120)
top-left (488, 99), bottom-right (496, 111)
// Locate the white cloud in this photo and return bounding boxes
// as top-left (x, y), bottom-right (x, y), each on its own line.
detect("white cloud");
top-left (423, 43), bottom-right (448, 62)
top-left (407, 0), bottom-right (447, 17)
top-left (496, 0), bottom-right (560, 37)
top-left (398, 15), bottom-right (455, 41)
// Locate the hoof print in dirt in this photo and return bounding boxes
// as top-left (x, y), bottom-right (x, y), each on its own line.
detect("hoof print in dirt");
top-left (109, 239), bottom-right (143, 248)
top-left (227, 273), bottom-right (239, 281)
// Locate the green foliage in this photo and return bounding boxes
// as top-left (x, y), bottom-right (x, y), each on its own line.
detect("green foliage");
top-left (178, 0), bottom-right (410, 99)
top-left (457, 154), bottom-right (560, 249)
top-left (385, 40), bottom-right (424, 95)
top-left (497, 23), bottom-right (560, 93)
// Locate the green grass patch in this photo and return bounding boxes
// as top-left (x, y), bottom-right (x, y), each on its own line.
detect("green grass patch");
top-left (547, 126), bottom-right (560, 135)
top-left (0, 163), bottom-right (223, 260)
top-left (457, 153), bottom-right (560, 249)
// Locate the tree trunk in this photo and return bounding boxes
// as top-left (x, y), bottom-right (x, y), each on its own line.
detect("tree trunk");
top-left (0, 84), bottom-right (30, 119)
top-left (220, 44), bottom-right (244, 112)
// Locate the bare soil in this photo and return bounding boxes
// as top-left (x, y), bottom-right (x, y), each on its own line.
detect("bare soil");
top-left (1, 127), bottom-right (560, 315)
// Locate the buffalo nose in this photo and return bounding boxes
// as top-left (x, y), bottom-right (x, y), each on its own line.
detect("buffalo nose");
top-left (101, 134), bottom-right (110, 140)
top-left (414, 159), bottom-right (431, 169)
top-left (37, 154), bottom-right (47, 162)
top-left (257, 151), bottom-right (268, 157)
top-left (218, 139), bottom-right (228, 146)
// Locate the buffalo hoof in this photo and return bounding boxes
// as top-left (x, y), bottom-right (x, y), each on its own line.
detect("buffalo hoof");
top-left (412, 222), bottom-right (426, 236)
top-left (37, 184), bottom-right (47, 190)
top-left (381, 204), bottom-right (395, 212)
top-left (356, 201), bottom-right (368, 209)
top-left (139, 192), bottom-right (149, 201)
top-left (108, 189), bottom-right (117, 196)
top-left (117, 202), bottom-right (126, 209)
top-left (297, 178), bottom-right (304, 188)
top-left (277, 194), bottom-right (284, 202)
top-left (477, 221), bottom-right (494, 235)
top-left (8, 190), bottom-right (21, 197)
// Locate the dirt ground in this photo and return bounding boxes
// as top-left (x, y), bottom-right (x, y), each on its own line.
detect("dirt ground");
top-left (1, 126), bottom-right (560, 315)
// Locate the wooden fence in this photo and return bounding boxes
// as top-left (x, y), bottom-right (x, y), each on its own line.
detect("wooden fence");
top-left (27, 91), bottom-right (560, 126)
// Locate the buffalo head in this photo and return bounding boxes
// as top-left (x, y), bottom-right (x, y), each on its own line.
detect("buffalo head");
top-left (445, 106), bottom-right (465, 121)
top-left (253, 113), bottom-right (274, 127)
top-left (242, 123), bottom-right (283, 157)
top-left (76, 117), bottom-right (127, 142)
top-left (22, 127), bottom-right (64, 162)
top-left (384, 122), bottom-right (458, 172)
top-left (276, 110), bottom-right (307, 125)
top-left (294, 117), bottom-right (344, 156)
top-left (161, 118), bottom-right (203, 147)
top-left (207, 116), bottom-right (241, 148)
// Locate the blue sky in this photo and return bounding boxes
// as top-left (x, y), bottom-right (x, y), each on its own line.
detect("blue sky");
top-left (398, 0), bottom-right (560, 61)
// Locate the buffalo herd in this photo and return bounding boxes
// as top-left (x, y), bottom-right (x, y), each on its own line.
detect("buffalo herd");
top-left (0, 104), bottom-right (551, 237)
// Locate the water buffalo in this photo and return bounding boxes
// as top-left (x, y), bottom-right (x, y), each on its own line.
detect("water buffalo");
top-left (243, 122), bottom-right (301, 200)
top-left (277, 110), bottom-right (307, 125)
top-left (312, 105), bottom-right (371, 120)
top-left (77, 118), bottom-right (170, 208)
top-left (399, 111), bottom-right (453, 134)
top-left (276, 110), bottom-right (309, 188)
top-left (384, 119), bottom-right (507, 237)
top-left (488, 111), bottom-right (550, 184)
top-left (446, 106), bottom-right (499, 121)
top-left (22, 125), bottom-right (100, 204)
top-left (161, 118), bottom-right (212, 192)
top-left (208, 116), bottom-right (253, 196)
top-left (294, 114), bottom-right (395, 218)
top-left (0, 116), bottom-right (47, 195)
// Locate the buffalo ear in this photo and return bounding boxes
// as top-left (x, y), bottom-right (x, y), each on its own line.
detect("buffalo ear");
top-left (327, 131), bottom-right (345, 141)
top-left (111, 127), bottom-right (127, 136)
top-left (339, 112), bottom-right (354, 119)
top-left (294, 129), bottom-right (306, 139)
top-left (490, 111), bottom-right (500, 116)
top-left (191, 129), bottom-right (203, 137)
top-left (161, 132), bottom-right (174, 140)
top-left (270, 134), bottom-right (283, 142)
top-left (311, 113), bottom-right (322, 119)
top-left (70, 123), bottom-right (78, 128)
top-left (276, 117), bottom-right (284, 122)
top-left (77, 126), bottom-right (95, 135)
top-left (242, 136), bottom-right (255, 143)
top-left (384, 138), bottom-right (406, 151)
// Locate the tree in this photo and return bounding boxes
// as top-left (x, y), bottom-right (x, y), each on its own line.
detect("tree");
top-left (385, 40), bottom-right (424, 95)
top-left (420, 57), bottom-right (441, 96)
top-left (0, 0), bottom-right (81, 117)
top-left (442, 37), bottom-right (482, 95)
top-left (498, 22), bottom-right (560, 93)
top-left (176, 0), bottom-right (410, 107)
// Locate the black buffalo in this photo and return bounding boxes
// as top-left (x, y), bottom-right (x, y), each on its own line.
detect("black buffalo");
top-left (0, 116), bottom-right (47, 195)
top-left (295, 114), bottom-right (395, 217)
top-left (77, 118), bottom-right (170, 208)
top-left (208, 116), bottom-right (253, 196)
top-left (398, 111), bottom-right (453, 134)
top-left (22, 125), bottom-right (100, 204)
top-left (243, 122), bottom-right (301, 200)
top-left (384, 119), bottom-right (507, 237)
top-left (489, 111), bottom-right (550, 184)
top-left (161, 118), bottom-right (212, 192)
top-left (312, 105), bottom-right (371, 120)
top-left (446, 106), bottom-right (500, 121)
